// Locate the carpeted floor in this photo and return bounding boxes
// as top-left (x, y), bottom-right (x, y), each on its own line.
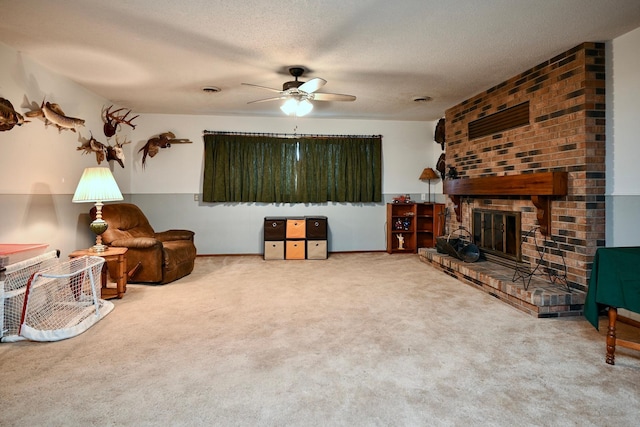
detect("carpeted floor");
top-left (1, 252), bottom-right (639, 426)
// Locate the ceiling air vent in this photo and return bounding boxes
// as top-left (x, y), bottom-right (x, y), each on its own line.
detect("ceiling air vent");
top-left (468, 101), bottom-right (529, 139)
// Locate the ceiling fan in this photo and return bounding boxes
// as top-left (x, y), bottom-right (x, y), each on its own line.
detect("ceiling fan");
top-left (242, 67), bottom-right (356, 116)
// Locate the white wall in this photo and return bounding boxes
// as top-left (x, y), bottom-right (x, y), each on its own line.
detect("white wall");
top-left (126, 114), bottom-right (437, 195)
top-left (0, 42), bottom-right (442, 256)
top-left (126, 114), bottom-right (439, 254)
top-left (607, 26), bottom-right (640, 246)
top-left (0, 44), bottom-right (130, 195)
top-left (0, 43), bottom-right (129, 257)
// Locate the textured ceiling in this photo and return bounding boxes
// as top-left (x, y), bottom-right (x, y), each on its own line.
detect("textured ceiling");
top-left (1, 0), bottom-right (640, 121)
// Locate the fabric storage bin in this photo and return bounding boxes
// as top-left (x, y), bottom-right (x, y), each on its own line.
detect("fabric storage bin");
top-left (306, 240), bottom-right (327, 260)
top-left (305, 216), bottom-right (327, 240)
top-left (286, 218), bottom-right (306, 239)
top-left (285, 240), bottom-right (305, 259)
top-left (264, 217), bottom-right (287, 241)
top-left (264, 241), bottom-right (285, 260)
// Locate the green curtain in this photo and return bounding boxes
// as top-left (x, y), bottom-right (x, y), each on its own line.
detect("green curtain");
top-left (203, 134), bottom-right (382, 203)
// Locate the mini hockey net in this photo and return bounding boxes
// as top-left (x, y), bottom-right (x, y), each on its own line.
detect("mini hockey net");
top-left (1, 250), bottom-right (59, 342)
top-left (1, 254), bottom-right (113, 342)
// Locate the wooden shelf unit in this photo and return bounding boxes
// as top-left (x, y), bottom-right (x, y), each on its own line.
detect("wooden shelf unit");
top-left (386, 203), bottom-right (444, 254)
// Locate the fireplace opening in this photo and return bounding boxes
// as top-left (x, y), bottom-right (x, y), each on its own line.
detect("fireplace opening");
top-left (472, 209), bottom-right (521, 266)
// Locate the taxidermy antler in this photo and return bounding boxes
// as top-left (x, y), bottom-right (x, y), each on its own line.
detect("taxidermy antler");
top-left (102, 105), bottom-right (138, 137)
top-left (25, 100), bottom-right (85, 133)
top-left (77, 132), bottom-right (107, 164)
top-left (78, 134), bottom-right (131, 168)
top-left (106, 135), bottom-right (131, 168)
top-left (139, 131), bottom-right (192, 168)
top-left (0, 97), bottom-right (29, 131)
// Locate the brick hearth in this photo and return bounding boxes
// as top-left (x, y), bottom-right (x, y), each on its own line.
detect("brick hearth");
top-left (419, 248), bottom-right (585, 318)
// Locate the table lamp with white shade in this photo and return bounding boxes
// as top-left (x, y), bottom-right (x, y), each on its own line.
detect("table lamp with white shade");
top-left (72, 167), bottom-right (123, 252)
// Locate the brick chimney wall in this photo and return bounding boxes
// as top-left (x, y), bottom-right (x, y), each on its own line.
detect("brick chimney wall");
top-left (444, 42), bottom-right (606, 292)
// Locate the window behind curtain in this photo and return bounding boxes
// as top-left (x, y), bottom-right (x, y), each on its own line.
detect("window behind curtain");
top-left (202, 133), bottom-right (382, 203)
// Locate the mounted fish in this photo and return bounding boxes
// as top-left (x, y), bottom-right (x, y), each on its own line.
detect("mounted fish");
top-left (43, 102), bottom-right (85, 132)
top-left (139, 131), bottom-right (192, 169)
top-left (105, 135), bottom-right (131, 168)
top-left (77, 132), bottom-right (107, 164)
top-left (26, 100), bottom-right (85, 133)
top-left (102, 105), bottom-right (138, 137)
top-left (0, 97), bottom-right (29, 131)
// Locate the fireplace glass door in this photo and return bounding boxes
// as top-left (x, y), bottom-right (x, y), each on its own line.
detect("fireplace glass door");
top-left (472, 209), bottom-right (521, 262)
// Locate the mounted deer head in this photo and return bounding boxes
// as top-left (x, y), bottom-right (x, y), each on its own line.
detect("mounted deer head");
top-left (102, 105), bottom-right (138, 137)
top-left (106, 135), bottom-right (131, 168)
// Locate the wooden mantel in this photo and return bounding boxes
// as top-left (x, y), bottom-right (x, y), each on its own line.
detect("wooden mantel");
top-left (442, 171), bottom-right (568, 235)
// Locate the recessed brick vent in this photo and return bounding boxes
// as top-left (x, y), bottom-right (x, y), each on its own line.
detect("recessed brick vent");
top-left (468, 101), bottom-right (530, 139)
top-left (439, 42), bottom-right (606, 313)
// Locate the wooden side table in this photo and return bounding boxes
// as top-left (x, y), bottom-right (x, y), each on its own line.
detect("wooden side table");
top-left (69, 247), bottom-right (128, 299)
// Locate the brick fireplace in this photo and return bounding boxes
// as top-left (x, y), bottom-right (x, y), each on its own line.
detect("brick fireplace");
top-left (419, 42), bottom-right (606, 317)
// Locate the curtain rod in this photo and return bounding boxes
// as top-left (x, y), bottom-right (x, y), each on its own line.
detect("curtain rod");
top-left (203, 130), bottom-right (382, 139)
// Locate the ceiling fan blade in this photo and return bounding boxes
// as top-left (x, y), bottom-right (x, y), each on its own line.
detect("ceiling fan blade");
top-left (298, 78), bottom-right (326, 93)
top-left (241, 83), bottom-right (283, 93)
top-left (312, 93), bottom-right (357, 102)
top-left (247, 95), bottom-right (289, 104)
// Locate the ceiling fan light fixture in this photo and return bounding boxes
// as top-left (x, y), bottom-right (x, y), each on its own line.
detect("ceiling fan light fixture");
top-left (244, 67), bottom-right (353, 115)
top-left (296, 99), bottom-right (313, 116)
top-left (280, 98), bottom-right (313, 117)
top-left (280, 98), bottom-right (298, 115)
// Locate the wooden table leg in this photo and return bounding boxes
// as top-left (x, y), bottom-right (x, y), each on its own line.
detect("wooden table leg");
top-left (606, 307), bottom-right (617, 365)
top-left (101, 263), bottom-right (108, 296)
top-left (113, 253), bottom-right (126, 298)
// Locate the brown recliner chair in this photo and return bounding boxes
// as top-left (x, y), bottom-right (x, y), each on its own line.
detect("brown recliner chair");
top-left (91, 203), bottom-right (196, 284)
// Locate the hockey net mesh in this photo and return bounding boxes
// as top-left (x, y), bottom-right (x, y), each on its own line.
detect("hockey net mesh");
top-left (1, 251), bottom-right (59, 342)
top-left (20, 255), bottom-right (113, 341)
top-left (1, 253), bottom-right (114, 342)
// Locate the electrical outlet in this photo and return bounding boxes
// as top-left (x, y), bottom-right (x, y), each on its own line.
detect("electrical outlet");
top-left (421, 193), bottom-right (426, 201)
top-left (194, 194), bottom-right (199, 201)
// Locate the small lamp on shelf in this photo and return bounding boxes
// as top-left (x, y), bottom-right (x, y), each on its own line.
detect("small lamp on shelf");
top-left (419, 167), bottom-right (439, 203)
top-left (72, 167), bottom-right (123, 253)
